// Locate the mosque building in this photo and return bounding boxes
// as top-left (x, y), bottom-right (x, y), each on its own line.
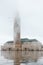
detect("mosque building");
top-left (1, 14), bottom-right (42, 51)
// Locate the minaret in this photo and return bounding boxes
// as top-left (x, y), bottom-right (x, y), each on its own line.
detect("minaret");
top-left (14, 13), bottom-right (22, 50)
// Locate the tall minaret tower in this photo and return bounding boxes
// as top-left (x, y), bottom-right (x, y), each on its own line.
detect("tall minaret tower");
top-left (14, 13), bottom-right (22, 50)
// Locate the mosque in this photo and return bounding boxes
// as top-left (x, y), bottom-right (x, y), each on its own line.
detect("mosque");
top-left (1, 14), bottom-right (42, 51)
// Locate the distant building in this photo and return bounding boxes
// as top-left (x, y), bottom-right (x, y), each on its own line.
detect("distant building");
top-left (1, 41), bottom-right (14, 51)
top-left (22, 38), bottom-right (41, 51)
top-left (1, 38), bottom-right (42, 51)
top-left (1, 13), bottom-right (42, 51)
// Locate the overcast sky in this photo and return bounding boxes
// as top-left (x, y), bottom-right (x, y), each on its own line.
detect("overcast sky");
top-left (0, 0), bottom-right (43, 45)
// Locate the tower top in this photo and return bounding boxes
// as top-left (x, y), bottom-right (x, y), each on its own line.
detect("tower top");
top-left (15, 12), bottom-right (20, 24)
top-left (14, 12), bottom-right (20, 34)
top-left (14, 12), bottom-right (20, 43)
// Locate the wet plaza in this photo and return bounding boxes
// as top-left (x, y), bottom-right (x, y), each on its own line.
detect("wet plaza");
top-left (0, 51), bottom-right (43, 65)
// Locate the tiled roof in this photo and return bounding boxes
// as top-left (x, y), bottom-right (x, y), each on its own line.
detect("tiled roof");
top-left (21, 38), bottom-right (38, 43)
top-left (6, 38), bottom-right (38, 44)
top-left (6, 41), bottom-right (14, 43)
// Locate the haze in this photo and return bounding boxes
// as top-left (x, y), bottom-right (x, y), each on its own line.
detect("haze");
top-left (0, 0), bottom-right (43, 45)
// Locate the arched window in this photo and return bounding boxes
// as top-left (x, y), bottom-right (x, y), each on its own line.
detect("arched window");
top-left (25, 48), bottom-right (27, 51)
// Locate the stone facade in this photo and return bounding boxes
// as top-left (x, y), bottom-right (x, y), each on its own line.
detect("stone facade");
top-left (1, 38), bottom-right (42, 51)
top-left (22, 41), bottom-right (41, 51)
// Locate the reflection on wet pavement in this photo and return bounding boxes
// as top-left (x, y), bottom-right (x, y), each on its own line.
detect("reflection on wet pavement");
top-left (1, 51), bottom-right (43, 65)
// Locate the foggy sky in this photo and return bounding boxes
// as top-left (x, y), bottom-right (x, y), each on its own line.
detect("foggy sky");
top-left (0, 0), bottom-right (43, 45)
